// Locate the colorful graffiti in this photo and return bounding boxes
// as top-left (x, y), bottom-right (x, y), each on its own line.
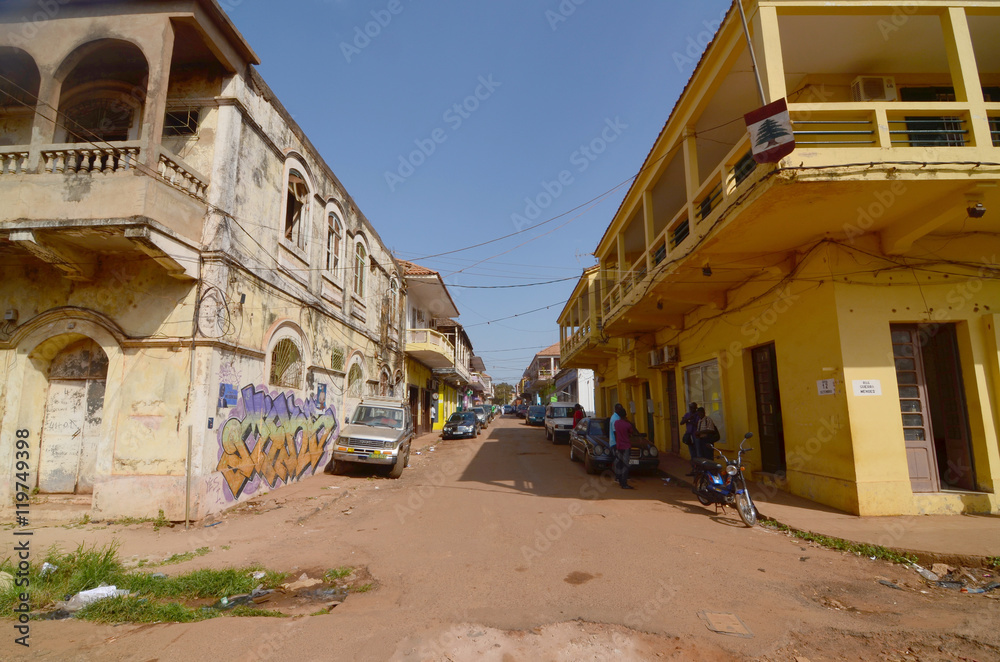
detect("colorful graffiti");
top-left (216, 384), bottom-right (339, 500)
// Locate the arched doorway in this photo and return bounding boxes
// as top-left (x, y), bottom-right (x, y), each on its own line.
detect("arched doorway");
top-left (37, 338), bottom-right (108, 494)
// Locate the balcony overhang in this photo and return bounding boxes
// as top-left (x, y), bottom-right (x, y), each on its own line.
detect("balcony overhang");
top-left (603, 165), bottom-right (1000, 335)
top-left (406, 344), bottom-right (455, 369)
top-left (1, 220), bottom-right (201, 283)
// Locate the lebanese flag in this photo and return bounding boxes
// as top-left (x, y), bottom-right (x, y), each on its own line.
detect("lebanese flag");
top-left (745, 98), bottom-right (795, 164)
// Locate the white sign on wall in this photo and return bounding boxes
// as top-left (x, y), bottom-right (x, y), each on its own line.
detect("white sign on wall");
top-left (852, 380), bottom-right (882, 396)
top-left (817, 379), bottom-right (836, 396)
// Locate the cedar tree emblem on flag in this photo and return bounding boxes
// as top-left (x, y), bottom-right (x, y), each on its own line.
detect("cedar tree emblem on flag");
top-left (744, 98), bottom-right (794, 164)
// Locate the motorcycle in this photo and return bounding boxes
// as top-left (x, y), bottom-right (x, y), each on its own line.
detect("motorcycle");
top-left (690, 432), bottom-right (758, 527)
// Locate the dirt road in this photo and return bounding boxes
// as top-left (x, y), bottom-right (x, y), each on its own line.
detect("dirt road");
top-left (5, 416), bottom-right (999, 661)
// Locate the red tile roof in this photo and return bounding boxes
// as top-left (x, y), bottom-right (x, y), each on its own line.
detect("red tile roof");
top-left (396, 259), bottom-right (438, 276)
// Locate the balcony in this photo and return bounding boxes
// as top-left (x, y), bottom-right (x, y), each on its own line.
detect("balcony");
top-left (406, 328), bottom-right (456, 369)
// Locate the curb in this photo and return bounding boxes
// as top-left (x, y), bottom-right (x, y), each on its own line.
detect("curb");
top-left (660, 468), bottom-right (997, 569)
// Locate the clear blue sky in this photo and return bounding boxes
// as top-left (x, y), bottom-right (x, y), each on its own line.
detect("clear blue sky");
top-left (227, 0), bottom-right (734, 385)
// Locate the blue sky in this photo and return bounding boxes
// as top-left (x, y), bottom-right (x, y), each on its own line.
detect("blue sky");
top-left (227, 0), bottom-right (734, 385)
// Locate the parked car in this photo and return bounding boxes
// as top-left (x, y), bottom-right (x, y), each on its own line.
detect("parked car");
top-left (525, 405), bottom-right (546, 426)
top-left (516, 404), bottom-right (528, 418)
top-left (330, 397), bottom-right (413, 478)
top-left (442, 411), bottom-right (479, 439)
top-left (502, 405), bottom-right (514, 415)
top-left (568, 417), bottom-right (660, 475)
top-left (471, 406), bottom-right (489, 429)
top-left (544, 403), bottom-right (578, 444)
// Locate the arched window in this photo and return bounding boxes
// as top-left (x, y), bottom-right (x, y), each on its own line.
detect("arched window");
top-left (354, 241), bottom-right (367, 298)
top-left (389, 279), bottom-right (399, 328)
top-left (326, 213), bottom-right (342, 273)
top-left (269, 338), bottom-right (303, 390)
top-left (379, 368), bottom-right (391, 397)
top-left (285, 169), bottom-right (309, 249)
top-left (347, 363), bottom-right (364, 398)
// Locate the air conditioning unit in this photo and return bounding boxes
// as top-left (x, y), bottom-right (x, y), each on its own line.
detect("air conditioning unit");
top-left (647, 349), bottom-right (663, 367)
top-left (851, 76), bottom-right (897, 102)
top-left (663, 345), bottom-right (679, 364)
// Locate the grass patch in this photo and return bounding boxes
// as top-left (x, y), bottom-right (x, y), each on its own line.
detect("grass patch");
top-left (230, 605), bottom-right (286, 618)
top-left (354, 583), bottom-right (374, 593)
top-left (0, 542), bottom-right (287, 624)
top-left (157, 547), bottom-right (210, 567)
top-left (760, 518), bottom-right (917, 564)
top-left (987, 556), bottom-right (999, 570)
top-left (76, 596), bottom-right (214, 624)
top-left (324, 567), bottom-right (353, 582)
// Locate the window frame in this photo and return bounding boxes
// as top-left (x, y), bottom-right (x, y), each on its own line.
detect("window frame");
top-left (683, 358), bottom-right (726, 445)
top-left (326, 211), bottom-right (343, 275)
top-left (354, 239), bottom-right (368, 299)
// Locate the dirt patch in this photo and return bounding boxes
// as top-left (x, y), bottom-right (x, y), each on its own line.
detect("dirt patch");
top-left (564, 571), bottom-right (595, 586)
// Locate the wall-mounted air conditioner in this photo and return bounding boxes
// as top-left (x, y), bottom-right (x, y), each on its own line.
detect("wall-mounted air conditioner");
top-left (647, 349), bottom-right (663, 367)
top-left (851, 76), bottom-right (897, 102)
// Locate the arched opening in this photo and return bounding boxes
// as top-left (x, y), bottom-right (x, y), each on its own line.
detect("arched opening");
top-left (37, 338), bottom-right (108, 494)
top-left (56, 40), bottom-right (149, 144)
top-left (347, 363), bottom-right (364, 398)
top-left (326, 211), bottom-right (342, 273)
top-left (284, 168), bottom-right (310, 249)
top-left (354, 241), bottom-right (368, 298)
top-left (0, 47), bottom-right (40, 147)
top-left (269, 338), bottom-right (303, 390)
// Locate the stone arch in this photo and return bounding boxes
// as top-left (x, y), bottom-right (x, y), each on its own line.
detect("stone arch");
top-left (0, 46), bottom-right (41, 146)
top-left (264, 321), bottom-right (311, 392)
top-left (54, 39), bottom-right (150, 143)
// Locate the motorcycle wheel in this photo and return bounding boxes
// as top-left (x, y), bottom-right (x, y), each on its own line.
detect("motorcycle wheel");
top-left (735, 481), bottom-right (757, 527)
top-left (692, 474), bottom-right (712, 506)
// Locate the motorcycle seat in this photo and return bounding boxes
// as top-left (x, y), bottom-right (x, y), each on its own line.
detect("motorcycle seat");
top-left (692, 458), bottom-right (725, 473)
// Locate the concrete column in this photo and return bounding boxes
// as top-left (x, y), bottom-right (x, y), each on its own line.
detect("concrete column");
top-left (27, 70), bottom-right (60, 172)
top-left (141, 17), bottom-right (175, 170)
top-left (751, 5), bottom-right (786, 102)
top-left (940, 7), bottom-right (991, 147)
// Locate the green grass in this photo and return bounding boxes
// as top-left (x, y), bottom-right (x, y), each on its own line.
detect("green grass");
top-left (157, 547), bottom-right (210, 567)
top-left (0, 542), bottom-right (287, 624)
top-left (760, 518), bottom-right (917, 564)
top-left (987, 556), bottom-right (1000, 570)
top-left (354, 583), bottom-right (374, 593)
top-left (324, 567), bottom-right (353, 582)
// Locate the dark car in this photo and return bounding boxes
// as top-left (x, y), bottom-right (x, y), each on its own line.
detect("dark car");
top-left (525, 405), bottom-right (546, 426)
top-left (442, 411), bottom-right (479, 439)
top-left (568, 417), bottom-right (660, 475)
top-left (516, 404), bottom-right (528, 418)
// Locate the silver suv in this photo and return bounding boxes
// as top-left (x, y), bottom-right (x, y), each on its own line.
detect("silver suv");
top-left (330, 397), bottom-right (413, 478)
top-left (544, 403), bottom-right (579, 444)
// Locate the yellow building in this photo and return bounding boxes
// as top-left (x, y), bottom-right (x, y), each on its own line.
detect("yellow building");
top-left (0, 0), bottom-right (405, 521)
top-left (559, 0), bottom-right (1000, 516)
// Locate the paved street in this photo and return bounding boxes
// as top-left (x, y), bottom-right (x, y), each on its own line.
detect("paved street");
top-left (7, 415), bottom-right (1000, 661)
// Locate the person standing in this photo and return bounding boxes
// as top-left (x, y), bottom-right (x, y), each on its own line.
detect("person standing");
top-left (612, 404), bottom-right (637, 489)
top-left (680, 402), bottom-right (699, 450)
top-left (695, 406), bottom-right (720, 460)
top-left (573, 403), bottom-right (585, 428)
top-left (609, 403), bottom-right (622, 451)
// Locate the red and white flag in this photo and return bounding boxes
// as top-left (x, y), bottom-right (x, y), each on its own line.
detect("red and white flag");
top-left (744, 98), bottom-right (794, 164)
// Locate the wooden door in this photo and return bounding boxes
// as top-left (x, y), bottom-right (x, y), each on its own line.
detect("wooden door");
top-left (752, 344), bottom-right (786, 473)
top-left (891, 326), bottom-right (939, 493)
top-left (38, 339), bottom-right (107, 494)
top-left (666, 371), bottom-right (680, 454)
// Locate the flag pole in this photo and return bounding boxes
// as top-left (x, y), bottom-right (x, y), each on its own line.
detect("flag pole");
top-left (735, 0), bottom-right (767, 106)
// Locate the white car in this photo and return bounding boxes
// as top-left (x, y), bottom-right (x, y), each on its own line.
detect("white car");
top-left (330, 397), bottom-right (413, 478)
top-left (544, 403), bottom-right (579, 444)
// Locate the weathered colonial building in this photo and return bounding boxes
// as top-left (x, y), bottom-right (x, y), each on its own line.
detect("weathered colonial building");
top-left (0, 0), bottom-right (404, 520)
top-left (559, 0), bottom-right (1000, 516)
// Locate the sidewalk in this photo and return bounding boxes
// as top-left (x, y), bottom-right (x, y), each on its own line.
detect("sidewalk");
top-left (656, 452), bottom-right (1000, 564)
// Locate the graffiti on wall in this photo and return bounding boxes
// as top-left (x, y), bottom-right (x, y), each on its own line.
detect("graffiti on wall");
top-left (216, 384), bottom-right (339, 500)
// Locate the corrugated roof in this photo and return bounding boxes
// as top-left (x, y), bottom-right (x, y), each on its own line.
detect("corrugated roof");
top-left (397, 259), bottom-right (439, 276)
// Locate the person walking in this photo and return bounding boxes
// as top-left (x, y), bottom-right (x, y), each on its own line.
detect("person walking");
top-left (612, 404), bottom-right (638, 489)
top-left (694, 406), bottom-right (720, 460)
top-left (572, 403), bottom-right (585, 428)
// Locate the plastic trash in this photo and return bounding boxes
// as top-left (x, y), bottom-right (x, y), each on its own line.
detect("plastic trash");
top-left (878, 580), bottom-right (903, 591)
top-left (911, 564), bottom-right (940, 582)
top-left (935, 580), bottom-right (964, 590)
top-left (39, 562), bottom-right (58, 577)
top-left (209, 594), bottom-right (253, 610)
top-left (150, 573), bottom-right (168, 580)
top-left (963, 581), bottom-right (1000, 594)
top-left (251, 571), bottom-right (266, 580)
top-left (60, 585), bottom-right (132, 612)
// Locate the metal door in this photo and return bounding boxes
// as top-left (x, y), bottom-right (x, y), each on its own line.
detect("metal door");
top-left (891, 326), bottom-right (939, 493)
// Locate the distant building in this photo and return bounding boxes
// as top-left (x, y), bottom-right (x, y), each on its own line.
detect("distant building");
top-left (522, 342), bottom-right (561, 404)
top-left (553, 368), bottom-right (595, 415)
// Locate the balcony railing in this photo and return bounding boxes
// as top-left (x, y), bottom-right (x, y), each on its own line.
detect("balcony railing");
top-left (407, 328), bottom-right (456, 355)
top-left (0, 141), bottom-right (209, 202)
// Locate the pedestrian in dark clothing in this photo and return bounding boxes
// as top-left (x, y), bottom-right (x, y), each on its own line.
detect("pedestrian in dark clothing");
top-left (680, 402), bottom-right (699, 449)
top-left (694, 406), bottom-right (720, 460)
top-left (612, 404), bottom-right (637, 489)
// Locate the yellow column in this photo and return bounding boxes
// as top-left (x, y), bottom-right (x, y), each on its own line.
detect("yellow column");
top-left (940, 7), bottom-right (991, 147)
top-left (751, 5), bottom-right (787, 102)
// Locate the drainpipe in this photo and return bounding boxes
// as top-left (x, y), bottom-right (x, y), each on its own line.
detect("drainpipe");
top-left (184, 257), bottom-right (205, 529)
